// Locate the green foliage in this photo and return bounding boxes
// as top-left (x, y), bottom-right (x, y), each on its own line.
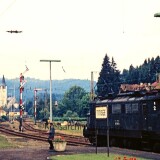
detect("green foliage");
top-left (53, 136), bottom-right (66, 142)
top-left (1, 115), bottom-right (8, 121)
top-left (57, 85), bottom-right (90, 117)
top-left (96, 54), bottom-right (121, 97)
top-left (5, 78), bottom-right (91, 103)
top-left (63, 110), bottom-right (78, 118)
top-left (121, 55), bottom-right (160, 84)
top-left (53, 117), bottom-right (86, 122)
top-left (97, 54), bottom-right (160, 98)
top-left (0, 136), bottom-right (16, 148)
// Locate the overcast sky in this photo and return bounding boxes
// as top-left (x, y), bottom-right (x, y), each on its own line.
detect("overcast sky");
top-left (0, 0), bottom-right (160, 81)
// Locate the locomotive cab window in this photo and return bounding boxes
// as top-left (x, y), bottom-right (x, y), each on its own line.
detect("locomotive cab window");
top-left (132, 103), bottom-right (139, 113)
top-left (125, 104), bottom-right (132, 113)
top-left (112, 104), bottom-right (121, 114)
top-left (125, 103), bottom-right (139, 114)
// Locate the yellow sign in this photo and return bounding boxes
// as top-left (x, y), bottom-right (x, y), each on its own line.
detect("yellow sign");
top-left (96, 107), bottom-right (107, 119)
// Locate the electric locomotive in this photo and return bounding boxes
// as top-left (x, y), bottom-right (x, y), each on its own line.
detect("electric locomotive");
top-left (83, 90), bottom-right (160, 152)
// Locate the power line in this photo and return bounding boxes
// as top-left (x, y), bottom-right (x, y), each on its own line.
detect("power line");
top-left (0, 0), bottom-right (17, 18)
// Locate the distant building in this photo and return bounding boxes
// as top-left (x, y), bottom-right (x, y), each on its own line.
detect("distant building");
top-left (0, 75), bottom-right (7, 108)
top-left (0, 109), bottom-right (6, 116)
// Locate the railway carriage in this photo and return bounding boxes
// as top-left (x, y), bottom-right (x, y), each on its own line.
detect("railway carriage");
top-left (83, 91), bottom-right (160, 152)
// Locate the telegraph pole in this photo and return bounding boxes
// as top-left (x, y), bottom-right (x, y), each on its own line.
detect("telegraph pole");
top-left (34, 88), bottom-right (42, 125)
top-left (90, 71), bottom-right (94, 101)
top-left (90, 71), bottom-right (99, 101)
top-left (40, 60), bottom-right (61, 122)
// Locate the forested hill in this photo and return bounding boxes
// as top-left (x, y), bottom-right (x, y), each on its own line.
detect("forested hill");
top-left (3, 78), bottom-right (93, 101)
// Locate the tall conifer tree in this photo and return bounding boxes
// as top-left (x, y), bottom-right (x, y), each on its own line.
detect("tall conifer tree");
top-left (96, 54), bottom-right (120, 97)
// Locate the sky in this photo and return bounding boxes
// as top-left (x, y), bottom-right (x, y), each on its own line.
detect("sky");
top-left (0, 0), bottom-right (160, 81)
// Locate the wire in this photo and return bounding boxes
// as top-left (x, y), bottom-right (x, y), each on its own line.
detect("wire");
top-left (62, 66), bottom-right (66, 73)
top-left (121, 0), bottom-right (125, 34)
top-left (0, 0), bottom-right (17, 18)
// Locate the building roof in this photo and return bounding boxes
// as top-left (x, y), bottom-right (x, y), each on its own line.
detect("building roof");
top-left (1, 75), bottom-right (6, 87)
top-left (120, 81), bottom-right (160, 92)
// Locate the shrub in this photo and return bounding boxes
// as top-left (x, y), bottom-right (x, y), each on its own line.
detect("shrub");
top-left (53, 136), bottom-right (66, 142)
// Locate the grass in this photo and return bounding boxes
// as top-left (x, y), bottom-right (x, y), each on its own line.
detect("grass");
top-left (55, 125), bottom-right (83, 136)
top-left (0, 135), bottom-right (15, 148)
top-left (37, 121), bottom-right (84, 136)
top-left (50, 153), bottom-right (150, 160)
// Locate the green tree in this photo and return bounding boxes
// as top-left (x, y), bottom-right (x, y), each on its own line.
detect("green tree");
top-left (58, 85), bottom-right (90, 117)
top-left (96, 54), bottom-right (121, 97)
top-left (120, 56), bottom-right (160, 84)
top-left (79, 93), bottom-right (90, 116)
top-left (121, 69), bottom-right (129, 83)
top-left (63, 110), bottom-right (78, 118)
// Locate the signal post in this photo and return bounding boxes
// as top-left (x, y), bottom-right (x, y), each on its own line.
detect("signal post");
top-left (19, 66), bottom-right (29, 132)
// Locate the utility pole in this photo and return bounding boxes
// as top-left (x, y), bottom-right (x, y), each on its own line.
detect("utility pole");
top-left (34, 88), bottom-right (42, 125)
top-left (154, 14), bottom-right (160, 82)
top-left (90, 71), bottom-right (94, 101)
top-left (40, 60), bottom-right (61, 122)
top-left (43, 89), bottom-right (48, 118)
top-left (90, 71), bottom-right (99, 101)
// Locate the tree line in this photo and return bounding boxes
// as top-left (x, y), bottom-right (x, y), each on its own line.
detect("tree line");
top-left (96, 54), bottom-right (160, 97)
top-left (26, 54), bottom-right (160, 119)
top-left (26, 85), bottom-right (90, 120)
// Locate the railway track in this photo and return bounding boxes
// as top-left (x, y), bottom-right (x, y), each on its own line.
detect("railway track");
top-left (0, 122), bottom-right (91, 146)
top-left (0, 122), bottom-right (159, 159)
top-left (0, 125), bottom-right (47, 142)
top-left (23, 121), bottom-right (90, 145)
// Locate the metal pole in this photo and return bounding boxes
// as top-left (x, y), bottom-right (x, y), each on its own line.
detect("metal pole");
top-left (49, 61), bottom-right (52, 123)
top-left (40, 60), bottom-right (61, 122)
top-left (44, 89), bottom-right (47, 117)
top-left (95, 107), bottom-right (97, 154)
top-left (19, 73), bottom-right (23, 132)
top-left (107, 106), bottom-right (109, 157)
top-left (90, 71), bottom-right (94, 101)
top-left (34, 89), bottom-right (37, 125)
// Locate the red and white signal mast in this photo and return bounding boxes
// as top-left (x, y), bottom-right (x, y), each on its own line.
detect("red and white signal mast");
top-left (19, 66), bottom-right (29, 132)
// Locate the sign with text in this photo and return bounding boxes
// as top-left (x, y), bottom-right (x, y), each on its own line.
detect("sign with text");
top-left (96, 106), bottom-right (107, 119)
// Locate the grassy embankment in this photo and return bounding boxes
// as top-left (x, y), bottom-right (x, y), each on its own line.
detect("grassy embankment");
top-left (0, 135), bottom-right (16, 148)
top-left (50, 153), bottom-right (150, 160)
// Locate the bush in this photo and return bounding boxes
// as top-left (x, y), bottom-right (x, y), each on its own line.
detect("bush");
top-left (53, 117), bottom-right (86, 122)
top-left (1, 115), bottom-right (8, 121)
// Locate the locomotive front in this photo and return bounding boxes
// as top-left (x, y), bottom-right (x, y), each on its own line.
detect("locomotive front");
top-left (83, 91), bottom-right (160, 152)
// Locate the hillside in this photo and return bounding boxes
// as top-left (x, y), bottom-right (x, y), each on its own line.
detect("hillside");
top-left (3, 77), bottom-right (94, 102)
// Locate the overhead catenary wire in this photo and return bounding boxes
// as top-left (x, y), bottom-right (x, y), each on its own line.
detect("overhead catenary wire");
top-left (0, 0), bottom-right (17, 18)
top-left (62, 66), bottom-right (66, 73)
